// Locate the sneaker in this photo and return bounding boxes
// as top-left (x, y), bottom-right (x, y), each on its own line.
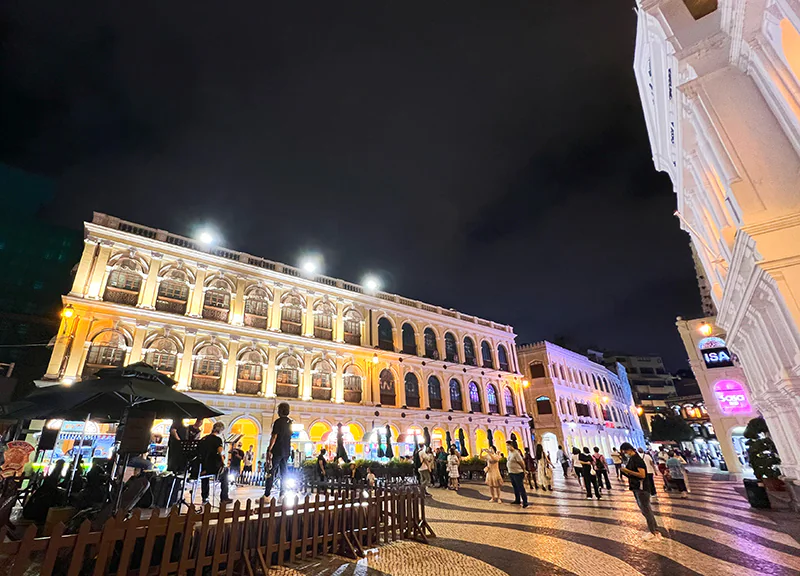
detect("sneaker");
top-left (642, 532), bottom-right (657, 542)
top-left (510, 501), bottom-right (521, 505)
top-left (586, 496), bottom-right (593, 500)
top-left (522, 503), bottom-right (529, 509)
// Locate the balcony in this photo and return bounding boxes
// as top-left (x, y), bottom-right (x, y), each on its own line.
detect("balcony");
top-left (344, 390), bottom-right (362, 404)
top-left (236, 379), bottom-right (261, 395)
top-left (244, 314), bottom-right (268, 330)
top-left (312, 387), bottom-right (332, 401)
top-left (103, 287), bottom-right (140, 306)
top-left (344, 333), bottom-right (361, 346)
top-left (451, 400), bottom-right (463, 411)
top-left (406, 395), bottom-right (420, 408)
top-left (281, 321), bottom-right (302, 335)
top-left (156, 297), bottom-right (187, 315)
top-left (380, 393), bottom-right (395, 406)
top-left (191, 374), bottom-right (221, 392)
top-left (430, 398), bottom-right (443, 410)
top-left (276, 383), bottom-right (299, 398)
top-left (202, 306), bottom-right (229, 323)
top-left (314, 327), bottom-right (333, 340)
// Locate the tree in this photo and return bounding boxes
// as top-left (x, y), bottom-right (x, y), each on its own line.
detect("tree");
top-left (648, 411), bottom-right (694, 442)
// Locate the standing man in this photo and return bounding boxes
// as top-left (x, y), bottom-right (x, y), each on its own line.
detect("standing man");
top-left (620, 442), bottom-right (661, 541)
top-left (556, 445), bottom-right (570, 479)
top-left (264, 402), bottom-right (293, 498)
top-left (611, 447), bottom-right (623, 481)
top-left (198, 421), bottom-right (231, 505)
top-left (243, 445), bottom-right (254, 479)
top-left (592, 447), bottom-right (612, 491)
top-left (317, 448), bottom-right (328, 483)
top-left (436, 447), bottom-right (448, 488)
top-left (229, 441), bottom-right (244, 484)
top-left (506, 440), bottom-right (529, 508)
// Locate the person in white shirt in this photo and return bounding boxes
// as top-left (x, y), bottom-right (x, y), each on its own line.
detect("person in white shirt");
top-left (638, 447), bottom-right (658, 499)
top-left (611, 448), bottom-right (623, 480)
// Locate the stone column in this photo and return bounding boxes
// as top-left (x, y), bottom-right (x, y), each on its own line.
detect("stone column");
top-left (391, 318), bottom-right (401, 353)
top-left (335, 300), bottom-right (346, 343)
top-left (176, 329), bottom-right (198, 391)
top-left (222, 338), bottom-right (240, 394)
top-left (86, 241), bottom-right (114, 299)
top-left (265, 345), bottom-right (278, 397)
top-left (334, 357), bottom-right (345, 403)
top-left (70, 237), bottom-right (98, 297)
top-left (187, 265), bottom-right (208, 317)
top-left (138, 252), bottom-right (162, 309)
top-left (127, 322), bottom-right (149, 364)
top-left (231, 276), bottom-right (247, 326)
top-left (441, 376), bottom-right (452, 411)
top-left (398, 372), bottom-right (407, 407)
top-left (63, 317), bottom-right (93, 379)
top-left (303, 293), bottom-right (315, 337)
top-left (414, 329), bottom-right (424, 357)
top-left (269, 285), bottom-right (283, 331)
top-left (301, 349), bottom-right (313, 400)
top-left (420, 373), bottom-right (430, 409)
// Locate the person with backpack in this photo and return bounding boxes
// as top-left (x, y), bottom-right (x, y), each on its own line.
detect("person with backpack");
top-left (592, 447), bottom-right (612, 491)
top-left (579, 447), bottom-right (601, 500)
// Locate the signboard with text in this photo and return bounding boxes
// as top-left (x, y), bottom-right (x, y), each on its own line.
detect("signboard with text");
top-left (702, 347), bottom-right (734, 369)
top-left (713, 380), bottom-right (752, 415)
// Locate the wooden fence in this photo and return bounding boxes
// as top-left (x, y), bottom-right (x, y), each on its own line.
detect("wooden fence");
top-left (0, 486), bottom-right (434, 575)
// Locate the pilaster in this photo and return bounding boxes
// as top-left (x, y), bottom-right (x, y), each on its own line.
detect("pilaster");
top-left (335, 300), bottom-right (346, 343)
top-left (231, 276), bottom-right (247, 326)
top-left (70, 237), bottom-right (99, 297)
top-left (176, 329), bottom-right (198, 391)
top-left (269, 285), bottom-right (284, 331)
top-left (86, 241), bottom-right (113, 299)
top-left (222, 338), bottom-right (241, 394)
top-left (138, 252), bottom-right (162, 309)
top-left (127, 322), bottom-right (149, 364)
top-left (187, 265), bottom-right (208, 317)
top-left (301, 349), bottom-right (313, 400)
top-left (265, 345), bottom-right (278, 397)
top-left (63, 317), bottom-right (93, 379)
top-left (303, 292), bottom-right (315, 337)
top-left (334, 357), bottom-right (345, 403)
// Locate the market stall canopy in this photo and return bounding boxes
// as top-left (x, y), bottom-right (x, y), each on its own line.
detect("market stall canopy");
top-left (1, 362), bottom-right (223, 421)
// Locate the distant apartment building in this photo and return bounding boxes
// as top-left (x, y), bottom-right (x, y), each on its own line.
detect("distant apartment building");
top-left (517, 342), bottom-right (646, 460)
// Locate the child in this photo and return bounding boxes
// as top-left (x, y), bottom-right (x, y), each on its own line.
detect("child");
top-left (366, 467), bottom-right (376, 488)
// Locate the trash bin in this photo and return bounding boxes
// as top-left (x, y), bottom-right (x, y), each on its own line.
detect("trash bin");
top-left (743, 478), bottom-right (770, 509)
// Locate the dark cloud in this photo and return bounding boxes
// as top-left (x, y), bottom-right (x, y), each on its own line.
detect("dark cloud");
top-left (0, 0), bottom-right (702, 368)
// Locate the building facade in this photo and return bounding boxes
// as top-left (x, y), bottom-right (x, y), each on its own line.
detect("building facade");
top-left (42, 213), bottom-right (531, 460)
top-left (634, 0), bottom-right (800, 481)
top-left (517, 342), bottom-right (645, 460)
top-left (675, 316), bottom-right (757, 473)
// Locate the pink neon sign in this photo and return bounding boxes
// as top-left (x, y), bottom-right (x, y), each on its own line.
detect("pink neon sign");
top-left (713, 380), bottom-right (751, 415)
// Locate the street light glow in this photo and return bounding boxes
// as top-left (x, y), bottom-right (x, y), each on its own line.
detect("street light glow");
top-left (363, 275), bottom-right (381, 293)
top-left (198, 231), bottom-right (214, 245)
top-left (699, 323), bottom-right (713, 336)
top-left (61, 377), bottom-right (74, 386)
top-left (61, 305), bottom-right (74, 319)
top-left (372, 353), bottom-right (379, 365)
top-left (299, 253), bottom-right (323, 276)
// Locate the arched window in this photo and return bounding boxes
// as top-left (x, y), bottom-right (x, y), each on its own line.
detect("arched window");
top-left (343, 309), bottom-right (362, 346)
top-left (379, 369), bottom-right (396, 406)
top-left (313, 300), bottom-right (335, 340)
top-left (427, 376), bottom-right (442, 410)
top-left (311, 359), bottom-right (333, 401)
top-left (469, 382), bottom-right (482, 412)
top-left (377, 318), bottom-right (394, 351)
top-left (276, 355), bottom-right (301, 398)
top-left (404, 373), bottom-right (420, 408)
top-left (343, 365), bottom-right (363, 403)
top-left (401, 323), bottom-right (417, 355)
top-left (481, 341), bottom-right (493, 368)
top-left (103, 258), bottom-right (143, 306)
top-left (237, 350), bottom-right (263, 395)
top-left (497, 345), bottom-right (510, 372)
top-left (145, 337), bottom-right (178, 375)
top-left (504, 388), bottom-right (516, 415)
top-left (591, 374), bottom-right (598, 389)
top-left (83, 330), bottom-right (127, 377)
top-left (444, 332), bottom-right (458, 363)
top-left (192, 344), bottom-right (224, 392)
top-left (486, 384), bottom-right (499, 413)
top-left (280, 293), bottom-right (304, 335)
top-left (463, 337), bottom-right (477, 366)
top-left (449, 379), bottom-right (463, 411)
top-left (156, 268), bottom-right (190, 315)
top-left (529, 362), bottom-right (546, 379)
top-left (536, 396), bottom-right (553, 415)
top-left (203, 279), bottom-right (231, 322)
top-left (243, 286), bottom-right (269, 329)
top-left (423, 328), bottom-right (438, 359)
top-left (230, 417), bottom-right (260, 458)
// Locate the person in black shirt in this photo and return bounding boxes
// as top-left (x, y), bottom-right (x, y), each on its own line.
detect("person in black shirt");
top-left (620, 442), bottom-right (660, 541)
top-left (264, 402), bottom-right (293, 497)
top-left (317, 448), bottom-right (328, 484)
top-left (167, 419), bottom-right (188, 473)
top-left (579, 447), bottom-right (601, 500)
top-left (229, 442), bottom-right (245, 484)
top-left (187, 418), bottom-right (204, 441)
top-left (198, 421), bottom-right (231, 505)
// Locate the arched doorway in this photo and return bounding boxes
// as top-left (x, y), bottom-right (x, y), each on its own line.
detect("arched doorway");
top-left (541, 432), bottom-right (558, 463)
top-left (475, 428), bottom-right (489, 453)
top-left (493, 430), bottom-right (507, 454)
top-left (230, 417), bottom-right (260, 457)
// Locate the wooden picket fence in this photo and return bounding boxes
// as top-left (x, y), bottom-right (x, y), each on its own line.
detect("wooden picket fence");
top-left (0, 486), bottom-right (434, 575)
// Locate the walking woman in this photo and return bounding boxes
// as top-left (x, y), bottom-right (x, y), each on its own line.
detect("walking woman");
top-left (571, 447), bottom-right (584, 487)
top-left (447, 446), bottom-right (461, 491)
top-left (580, 447), bottom-right (601, 500)
top-left (481, 447), bottom-right (503, 502)
top-left (536, 444), bottom-right (553, 491)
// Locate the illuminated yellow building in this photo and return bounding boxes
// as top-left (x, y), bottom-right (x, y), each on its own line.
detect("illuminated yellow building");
top-left (44, 213), bottom-right (531, 460)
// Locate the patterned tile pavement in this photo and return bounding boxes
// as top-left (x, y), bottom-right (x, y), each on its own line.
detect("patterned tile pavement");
top-left (272, 468), bottom-right (800, 576)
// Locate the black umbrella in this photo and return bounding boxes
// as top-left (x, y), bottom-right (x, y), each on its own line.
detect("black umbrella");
top-left (458, 428), bottom-right (468, 458)
top-left (445, 430), bottom-right (452, 449)
top-left (487, 428), bottom-right (495, 450)
top-left (5, 362), bottom-right (222, 421)
top-left (385, 424), bottom-right (394, 459)
top-left (336, 422), bottom-right (350, 463)
top-left (423, 426), bottom-right (432, 448)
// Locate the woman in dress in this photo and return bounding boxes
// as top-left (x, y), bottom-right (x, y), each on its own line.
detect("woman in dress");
top-left (536, 444), bottom-right (553, 491)
top-left (481, 447), bottom-right (503, 502)
top-left (447, 446), bottom-right (462, 491)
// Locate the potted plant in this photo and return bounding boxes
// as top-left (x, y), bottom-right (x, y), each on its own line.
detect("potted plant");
top-left (744, 417), bottom-right (788, 508)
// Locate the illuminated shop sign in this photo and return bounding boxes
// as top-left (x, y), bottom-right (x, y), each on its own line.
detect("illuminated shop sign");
top-left (713, 380), bottom-right (751, 415)
top-left (702, 347), bottom-right (734, 368)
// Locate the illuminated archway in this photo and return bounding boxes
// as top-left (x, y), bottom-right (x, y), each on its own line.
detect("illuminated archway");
top-left (493, 430), bottom-right (507, 454)
top-left (475, 428), bottom-right (489, 453)
top-left (308, 421), bottom-right (332, 443)
top-left (230, 417), bottom-right (260, 455)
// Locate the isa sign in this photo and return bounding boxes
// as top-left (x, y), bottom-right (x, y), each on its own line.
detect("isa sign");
top-left (702, 347), bottom-right (734, 369)
top-left (713, 380), bottom-right (751, 415)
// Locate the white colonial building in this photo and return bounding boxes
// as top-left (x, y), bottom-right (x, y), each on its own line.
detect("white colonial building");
top-left (42, 213), bottom-right (532, 462)
top-left (634, 0), bottom-right (800, 485)
top-left (517, 342), bottom-right (646, 460)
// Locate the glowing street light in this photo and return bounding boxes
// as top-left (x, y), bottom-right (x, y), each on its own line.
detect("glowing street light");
top-left (61, 305), bottom-right (74, 319)
top-left (636, 406), bottom-right (644, 416)
top-left (699, 323), bottom-right (713, 336)
top-left (363, 275), bottom-right (381, 293)
top-left (198, 230), bottom-right (214, 246)
top-left (602, 396), bottom-right (609, 404)
top-left (522, 380), bottom-right (530, 388)
top-left (372, 353), bottom-right (379, 365)
top-left (299, 253), bottom-right (323, 277)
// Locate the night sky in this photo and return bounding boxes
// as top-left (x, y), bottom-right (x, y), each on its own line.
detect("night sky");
top-left (1, 2), bottom-right (702, 369)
